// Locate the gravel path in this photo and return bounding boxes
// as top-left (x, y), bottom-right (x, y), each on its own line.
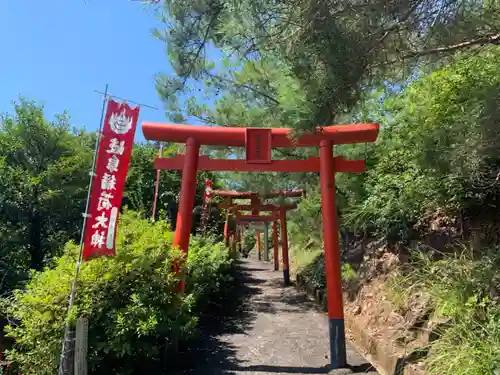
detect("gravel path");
top-left (176, 257), bottom-right (378, 375)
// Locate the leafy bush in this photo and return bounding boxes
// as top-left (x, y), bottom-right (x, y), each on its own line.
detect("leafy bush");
top-left (242, 230), bottom-right (256, 252)
top-left (1, 211), bottom-right (234, 375)
top-left (287, 185), bottom-right (323, 248)
top-left (293, 251), bottom-right (358, 291)
top-left (185, 235), bottom-right (235, 310)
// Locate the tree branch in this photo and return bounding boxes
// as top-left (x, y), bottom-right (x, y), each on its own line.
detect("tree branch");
top-left (402, 32), bottom-right (500, 59)
top-left (205, 71), bottom-right (280, 105)
top-left (175, 8), bottom-right (222, 93)
top-left (372, 32), bottom-right (500, 70)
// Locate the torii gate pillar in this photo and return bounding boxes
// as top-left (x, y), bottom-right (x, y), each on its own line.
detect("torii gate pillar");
top-left (250, 196), bottom-right (262, 259)
top-left (279, 208), bottom-right (290, 286)
top-left (320, 140), bottom-right (346, 367)
top-left (174, 137), bottom-right (199, 292)
top-left (223, 197), bottom-right (232, 246)
top-left (273, 220), bottom-right (279, 271)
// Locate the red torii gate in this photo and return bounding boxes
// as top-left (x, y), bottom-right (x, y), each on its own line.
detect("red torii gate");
top-left (237, 212), bottom-right (277, 260)
top-left (142, 122), bottom-right (379, 369)
top-left (222, 202), bottom-right (298, 283)
top-left (215, 189), bottom-right (303, 258)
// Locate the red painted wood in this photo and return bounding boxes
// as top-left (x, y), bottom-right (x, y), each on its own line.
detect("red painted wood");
top-left (319, 140), bottom-right (344, 320)
top-left (141, 121), bottom-right (380, 369)
top-left (236, 214), bottom-right (279, 223)
top-left (155, 155), bottom-right (365, 173)
top-left (273, 220), bottom-right (279, 271)
top-left (245, 128), bottom-right (272, 164)
top-left (280, 209), bottom-right (290, 285)
top-left (219, 203), bottom-right (298, 211)
top-left (214, 189), bottom-right (304, 199)
top-left (142, 122), bottom-right (379, 147)
top-left (173, 137), bottom-right (200, 293)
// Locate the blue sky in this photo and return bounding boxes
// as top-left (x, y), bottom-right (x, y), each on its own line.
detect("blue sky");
top-left (0, 0), bottom-right (210, 142)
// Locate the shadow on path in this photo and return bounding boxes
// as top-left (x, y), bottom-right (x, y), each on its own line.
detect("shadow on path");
top-left (169, 260), bottom-right (261, 374)
top-left (167, 259), bottom-right (377, 375)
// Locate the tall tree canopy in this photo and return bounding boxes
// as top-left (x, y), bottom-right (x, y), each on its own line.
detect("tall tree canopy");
top-left (0, 99), bottom-right (93, 290)
top-left (0, 99), bottom-right (216, 295)
top-left (155, 0), bottom-right (500, 131)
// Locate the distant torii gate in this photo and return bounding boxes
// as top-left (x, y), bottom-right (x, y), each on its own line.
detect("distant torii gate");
top-left (221, 201), bottom-right (299, 284)
top-left (142, 122), bottom-right (379, 369)
top-left (215, 189), bottom-right (303, 263)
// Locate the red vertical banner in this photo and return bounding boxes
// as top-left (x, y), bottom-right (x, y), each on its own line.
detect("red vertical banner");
top-left (201, 179), bottom-right (213, 231)
top-left (204, 179), bottom-right (213, 202)
top-left (82, 99), bottom-right (140, 261)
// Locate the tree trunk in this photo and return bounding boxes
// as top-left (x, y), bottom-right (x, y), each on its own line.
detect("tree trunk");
top-left (29, 212), bottom-right (43, 271)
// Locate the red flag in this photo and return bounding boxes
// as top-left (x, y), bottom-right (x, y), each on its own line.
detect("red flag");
top-left (203, 179), bottom-right (213, 201)
top-left (82, 99), bottom-right (140, 261)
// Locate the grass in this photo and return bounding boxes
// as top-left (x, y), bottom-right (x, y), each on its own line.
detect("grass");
top-left (290, 245), bottom-right (358, 291)
top-left (292, 239), bottom-right (500, 375)
top-left (387, 247), bottom-right (500, 375)
top-left (290, 246), bottom-right (322, 276)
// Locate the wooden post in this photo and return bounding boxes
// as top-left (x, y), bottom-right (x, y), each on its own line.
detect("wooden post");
top-left (273, 220), bottom-right (279, 271)
top-left (151, 144), bottom-right (163, 221)
top-left (263, 222), bottom-right (269, 261)
top-left (256, 231), bottom-right (261, 260)
top-left (251, 197), bottom-right (261, 260)
top-left (223, 198), bottom-right (231, 246)
top-left (61, 328), bottom-right (75, 375)
top-left (74, 318), bottom-right (88, 375)
top-left (280, 209), bottom-right (290, 286)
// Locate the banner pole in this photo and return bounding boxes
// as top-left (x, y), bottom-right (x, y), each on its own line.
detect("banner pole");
top-left (58, 84), bottom-right (109, 375)
top-left (152, 143), bottom-right (163, 221)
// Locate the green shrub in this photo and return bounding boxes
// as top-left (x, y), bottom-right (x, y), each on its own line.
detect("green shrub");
top-left (185, 235), bottom-right (235, 310)
top-left (242, 230), bottom-right (256, 252)
top-left (1, 211), bottom-right (233, 375)
top-left (294, 251), bottom-right (357, 290)
top-left (287, 185), bottom-right (323, 248)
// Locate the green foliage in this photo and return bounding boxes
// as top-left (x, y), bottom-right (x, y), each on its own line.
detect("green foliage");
top-left (295, 252), bottom-right (326, 290)
top-left (0, 99), bottom-right (93, 294)
top-left (287, 51), bottom-right (500, 374)
top-left (205, 47), bottom-right (500, 243)
top-left (185, 235), bottom-right (235, 309)
top-left (221, 47), bottom-right (500, 375)
top-left (388, 250), bottom-right (500, 375)
top-left (125, 143), bottom-right (182, 213)
top-left (124, 143), bottom-right (219, 215)
top-left (294, 252), bottom-right (357, 290)
top-left (156, 0), bottom-right (500, 131)
top-left (2, 211), bottom-right (234, 375)
top-left (0, 99), bottom-right (219, 297)
top-left (242, 230), bottom-right (256, 253)
top-left (342, 48), bottom-right (500, 237)
top-left (288, 184), bottom-right (323, 248)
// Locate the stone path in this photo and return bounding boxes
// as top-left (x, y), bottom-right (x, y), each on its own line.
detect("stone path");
top-left (177, 258), bottom-right (378, 375)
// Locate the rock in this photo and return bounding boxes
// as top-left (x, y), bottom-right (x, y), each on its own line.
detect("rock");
top-left (353, 305), bottom-right (362, 315)
top-left (328, 369), bottom-right (353, 375)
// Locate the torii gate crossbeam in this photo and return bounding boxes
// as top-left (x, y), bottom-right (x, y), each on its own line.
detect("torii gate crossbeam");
top-left (142, 122), bottom-right (379, 370)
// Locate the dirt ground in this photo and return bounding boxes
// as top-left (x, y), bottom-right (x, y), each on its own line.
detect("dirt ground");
top-left (173, 257), bottom-right (378, 375)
